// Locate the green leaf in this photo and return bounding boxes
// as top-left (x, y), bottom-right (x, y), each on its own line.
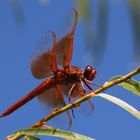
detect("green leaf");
top-left (96, 93), bottom-right (140, 120)
top-left (11, 127), bottom-right (95, 140)
top-left (109, 76), bottom-right (140, 96)
top-left (24, 135), bottom-right (40, 140)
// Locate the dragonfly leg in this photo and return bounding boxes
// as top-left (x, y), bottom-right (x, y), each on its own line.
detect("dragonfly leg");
top-left (68, 84), bottom-right (81, 118)
top-left (84, 81), bottom-right (93, 90)
top-left (80, 82), bottom-right (94, 111)
top-left (84, 79), bottom-right (105, 94)
top-left (85, 79), bottom-right (102, 87)
top-left (68, 84), bottom-right (76, 102)
top-left (80, 81), bottom-right (86, 93)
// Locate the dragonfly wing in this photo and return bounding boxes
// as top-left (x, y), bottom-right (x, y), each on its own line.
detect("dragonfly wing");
top-left (31, 9), bottom-right (78, 79)
top-left (63, 83), bottom-right (94, 113)
top-left (72, 83), bottom-right (94, 111)
top-left (38, 85), bottom-right (72, 128)
top-left (31, 32), bottom-right (58, 79)
top-left (38, 85), bottom-right (65, 108)
top-left (56, 9), bottom-right (78, 67)
top-left (63, 83), bottom-right (83, 100)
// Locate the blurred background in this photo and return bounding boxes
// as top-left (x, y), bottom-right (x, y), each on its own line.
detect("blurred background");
top-left (0, 0), bottom-right (140, 139)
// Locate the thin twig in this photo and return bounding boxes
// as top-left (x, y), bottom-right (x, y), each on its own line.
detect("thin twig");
top-left (32, 66), bottom-right (140, 128)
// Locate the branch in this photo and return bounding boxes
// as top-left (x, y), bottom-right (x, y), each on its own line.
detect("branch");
top-left (32, 66), bottom-right (140, 128)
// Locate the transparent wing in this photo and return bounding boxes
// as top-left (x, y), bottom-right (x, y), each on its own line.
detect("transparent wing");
top-left (31, 32), bottom-right (58, 79)
top-left (73, 83), bottom-right (94, 113)
top-left (38, 85), bottom-right (72, 128)
top-left (63, 83), bottom-right (94, 113)
top-left (56, 9), bottom-right (78, 67)
top-left (31, 9), bottom-right (78, 79)
top-left (38, 85), bottom-right (65, 108)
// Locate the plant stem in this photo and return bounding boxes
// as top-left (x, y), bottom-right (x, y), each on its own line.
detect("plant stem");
top-left (31, 66), bottom-right (140, 127)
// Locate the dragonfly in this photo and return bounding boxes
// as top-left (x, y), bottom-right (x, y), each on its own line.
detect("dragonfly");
top-left (0, 9), bottom-right (96, 126)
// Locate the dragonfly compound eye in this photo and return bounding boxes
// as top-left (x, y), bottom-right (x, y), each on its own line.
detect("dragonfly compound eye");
top-left (84, 65), bottom-right (96, 81)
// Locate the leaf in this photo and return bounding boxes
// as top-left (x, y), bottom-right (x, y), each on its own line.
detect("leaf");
top-left (128, 0), bottom-right (140, 64)
top-left (24, 135), bottom-right (40, 140)
top-left (96, 93), bottom-right (140, 120)
top-left (109, 76), bottom-right (140, 96)
top-left (11, 127), bottom-right (95, 140)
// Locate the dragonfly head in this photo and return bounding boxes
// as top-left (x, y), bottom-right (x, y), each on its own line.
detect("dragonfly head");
top-left (83, 65), bottom-right (96, 81)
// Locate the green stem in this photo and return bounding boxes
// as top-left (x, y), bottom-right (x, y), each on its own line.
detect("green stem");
top-left (32, 66), bottom-right (140, 128)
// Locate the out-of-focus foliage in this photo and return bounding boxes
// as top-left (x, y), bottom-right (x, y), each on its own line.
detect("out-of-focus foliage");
top-left (128, 0), bottom-right (140, 67)
top-left (10, 0), bottom-right (140, 67)
top-left (39, 0), bottom-right (50, 5)
top-left (76, 0), bottom-right (109, 66)
top-left (11, 0), bottom-right (25, 26)
top-left (10, 0), bottom-right (50, 26)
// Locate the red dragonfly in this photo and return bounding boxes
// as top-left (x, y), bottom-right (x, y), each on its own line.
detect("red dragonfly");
top-left (0, 9), bottom-right (96, 126)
